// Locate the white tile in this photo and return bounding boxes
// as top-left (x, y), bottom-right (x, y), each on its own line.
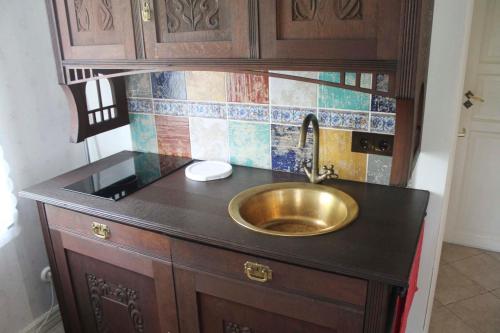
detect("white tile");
top-left (189, 118), bottom-right (229, 162)
top-left (269, 71), bottom-right (318, 108)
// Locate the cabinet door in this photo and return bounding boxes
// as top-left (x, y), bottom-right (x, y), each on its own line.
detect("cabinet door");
top-left (142, 0), bottom-right (253, 59)
top-left (174, 267), bottom-right (364, 333)
top-left (53, 0), bottom-right (136, 60)
top-left (259, 0), bottom-right (401, 60)
top-left (50, 229), bottom-right (179, 333)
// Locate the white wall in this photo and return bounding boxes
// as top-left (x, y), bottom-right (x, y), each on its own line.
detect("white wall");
top-left (406, 0), bottom-right (474, 332)
top-left (0, 0), bottom-right (87, 331)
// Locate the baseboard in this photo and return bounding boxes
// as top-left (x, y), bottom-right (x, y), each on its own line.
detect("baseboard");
top-left (20, 305), bottom-right (62, 333)
top-left (446, 231), bottom-right (500, 252)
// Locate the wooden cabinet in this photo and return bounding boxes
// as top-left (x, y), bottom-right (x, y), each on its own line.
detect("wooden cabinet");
top-left (259, 0), bottom-right (401, 60)
top-left (39, 204), bottom-right (398, 333)
top-left (44, 205), bottom-right (179, 333)
top-left (52, 0), bottom-right (137, 59)
top-left (143, 0), bottom-right (254, 59)
top-left (172, 239), bottom-right (367, 333)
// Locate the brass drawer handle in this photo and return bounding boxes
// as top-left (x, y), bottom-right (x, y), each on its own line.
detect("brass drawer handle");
top-left (244, 261), bottom-right (272, 283)
top-left (91, 222), bottom-right (110, 240)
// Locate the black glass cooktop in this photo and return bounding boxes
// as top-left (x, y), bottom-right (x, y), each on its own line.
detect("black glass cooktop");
top-left (64, 152), bottom-right (192, 201)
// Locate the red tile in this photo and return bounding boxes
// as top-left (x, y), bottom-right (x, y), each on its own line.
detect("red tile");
top-left (155, 115), bottom-right (191, 157)
top-left (226, 73), bottom-right (269, 104)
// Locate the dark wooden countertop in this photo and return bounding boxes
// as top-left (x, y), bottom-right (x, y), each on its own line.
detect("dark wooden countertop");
top-left (20, 151), bottom-right (429, 287)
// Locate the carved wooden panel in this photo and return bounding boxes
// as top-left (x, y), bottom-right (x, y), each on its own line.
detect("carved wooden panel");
top-left (143, 0), bottom-right (252, 59)
top-left (87, 273), bottom-right (145, 332)
top-left (54, 0), bottom-right (136, 59)
top-left (165, 0), bottom-right (220, 33)
top-left (224, 321), bottom-right (253, 333)
top-left (260, 0), bottom-right (401, 60)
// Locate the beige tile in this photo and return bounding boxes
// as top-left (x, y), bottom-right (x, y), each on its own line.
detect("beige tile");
top-left (441, 242), bottom-right (483, 264)
top-left (492, 288), bottom-right (500, 299)
top-left (429, 307), bottom-right (477, 333)
top-left (185, 71), bottom-right (226, 102)
top-left (433, 298), bottom-right (444, 310)
top-left (451, 253), bottom-right (500, 290)
top-left (189, 118), bottom-right (229, 162)
top-left (269, 71), bottom-right (318, 107)
top-left (485, 250), bottom-right (500, 262)
top-left (435, 264), bottom-right (487, 305)
top-left (448, 293), bottom-right (500, 333)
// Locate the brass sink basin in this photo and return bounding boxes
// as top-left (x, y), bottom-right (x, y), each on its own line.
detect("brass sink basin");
top-left (228, 182), bottom-right (359, 237)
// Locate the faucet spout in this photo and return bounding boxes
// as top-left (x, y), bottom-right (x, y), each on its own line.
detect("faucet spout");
top-left (298, 114), bottom-right (335, 184)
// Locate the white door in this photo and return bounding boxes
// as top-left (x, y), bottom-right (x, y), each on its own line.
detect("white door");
top-left (445, 0), bottom-right (500, 252)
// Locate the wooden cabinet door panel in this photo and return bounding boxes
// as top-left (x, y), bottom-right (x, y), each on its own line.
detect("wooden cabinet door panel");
top-left (174, 267), bottom-right (364, 333)
top-left (54, 0), bottom-right (136, 59)
top-left (143, 0), bottom-right (252, 59)
top-left (259, 0), bottom-right (401, 60)
top-left (50, 229), bottom-right (178, 333)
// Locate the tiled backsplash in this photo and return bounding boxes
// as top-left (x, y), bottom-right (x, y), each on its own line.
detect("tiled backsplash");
top-left (126, 71), bottom-right (395, 185)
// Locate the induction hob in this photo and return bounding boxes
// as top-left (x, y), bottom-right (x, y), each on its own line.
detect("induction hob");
top-left (64, 152), bottom-right (192, 201)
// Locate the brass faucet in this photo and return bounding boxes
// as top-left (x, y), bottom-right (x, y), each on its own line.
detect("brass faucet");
top-left (298, 114), bottom-right (336, 184)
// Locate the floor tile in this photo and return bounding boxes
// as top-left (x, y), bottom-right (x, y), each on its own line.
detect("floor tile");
top-left (228, 121), bottom-right (270, 169)
top-left (441, 242), bottom-right (483, 264)
top-left (125, 73), bottom-right (152, 98)
top-left (189, 118), bottom-right (229, 162)
top-left (226, 73), bottom-right (269, 104)
top-left (129, 113), bottom-right (158, 153)
top-left (485, 251), bottom-right (500, 262)
top-left (434, 264), bottom-right (487, 305)
top-left (155, 115), bottom-right (191, 157)
top-left (448, 293), bottom-right (500, 333)
top-left (367, 154), bottom-right (392, 185)
top-left (433, 298), bottom-right (444, 310)
top-left (186, 71), bottom-right (226, 102)
top-left (151, 72), bottom-right (186, 100)
top-left (269, 71), bottom-right (317, 108)
top-left (319, 129), bottom-right (367, 182)
top-left (451, 253), bottom-right (500, 290)
top-left (429, 307), bottom-right (476, 333)
top-left (492, 289), bottom-right (500, 299)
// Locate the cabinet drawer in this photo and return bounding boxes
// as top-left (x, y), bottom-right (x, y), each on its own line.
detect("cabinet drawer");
top-left (172, 239), bottom-right (367, 307)
top-left (45, 205), bottom-right (170, 260)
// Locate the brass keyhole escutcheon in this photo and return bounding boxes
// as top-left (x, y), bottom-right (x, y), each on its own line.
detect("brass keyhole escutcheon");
top-left (244, 261), bottom-right (272, 283)
top-left (142, 1), bottom-right (152, 22)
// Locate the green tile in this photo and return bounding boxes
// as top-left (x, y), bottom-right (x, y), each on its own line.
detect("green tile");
top-left (129, 113), bottom-right (158, 153)
top-left (319, 72), bottom-right (371, 111)
top-left (229, 121), bottom-right (270, 169)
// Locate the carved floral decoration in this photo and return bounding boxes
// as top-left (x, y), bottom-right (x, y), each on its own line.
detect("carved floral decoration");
top-left (292, 0), bottom-right (362, 21)
top-left (166, 0), bottom-right (220, 33)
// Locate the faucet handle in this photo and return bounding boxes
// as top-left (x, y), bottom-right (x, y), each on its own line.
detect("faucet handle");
top-left (299, 158), bottom-right (312, 170)
top-left (322, 164), bottom-right (339, 180)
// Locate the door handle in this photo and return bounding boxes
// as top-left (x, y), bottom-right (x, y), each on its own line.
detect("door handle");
top-left (458, 128), bottom-right (466, 138)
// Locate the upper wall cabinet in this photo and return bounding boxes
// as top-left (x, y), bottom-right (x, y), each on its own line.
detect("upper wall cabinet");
top-left (142, 0), bottom-right (254, 59)
top-left (259, 0), bottom-right (401, 60)
top-left (53, 0), bottom-right (137, 60)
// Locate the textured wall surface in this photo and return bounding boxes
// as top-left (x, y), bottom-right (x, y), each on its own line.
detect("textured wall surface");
top-left (126, 71), bottom-right (395, 184)
top-left (0, 1), bottom-right (87, 332)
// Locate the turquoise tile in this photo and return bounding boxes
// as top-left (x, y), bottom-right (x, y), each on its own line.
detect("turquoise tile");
top-left (229, 121), bottom-right (270, 169)
top-left (320, 72), bottom-right (341, 84)
top-left (129, 113), bottom-right (158, 153)
top-left (345, 72), bottom-right (357, 86)
top-left (319, 72), bottom-right (371, 111)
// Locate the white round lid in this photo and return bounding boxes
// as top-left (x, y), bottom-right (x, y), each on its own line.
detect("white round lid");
top-left (185, 161), bottom-right (233, 182)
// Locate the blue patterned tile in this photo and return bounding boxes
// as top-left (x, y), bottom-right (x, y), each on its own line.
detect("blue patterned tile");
top-left (129, 113), bottom-right (158, 153)
top-left (188, 102), bottom-right (226, 119)
top-left (126, 73), bottom-right (152, 98)
top-left (371, 114), bottom-right (396, 134)
top-left (151, 72), bottom-right (186, 100)
top-left (367, 155), bottom-right (392, 185)
top-left (376, 74), bottom-right (390, 92)
top-left (318, 84), bottom-right (371, 111)
top-left (154, 100), bottom-right (189, 116)
top-left (371, 95), bottom-right (396, 113)
top-left (228, 104), bottom-right (269, 122)
top-left (345, 72), bottom-right (357, 86)
top-left (229, 122), bottom-right (270, 169)
top-left (318, 109), bottom-right (369, 131)
top-left (271, 106), bottom-right (316, 125)
top-left (271, 124), bottom-right (312, 174)
top-left (128, 98), bottom-right (153, 113)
